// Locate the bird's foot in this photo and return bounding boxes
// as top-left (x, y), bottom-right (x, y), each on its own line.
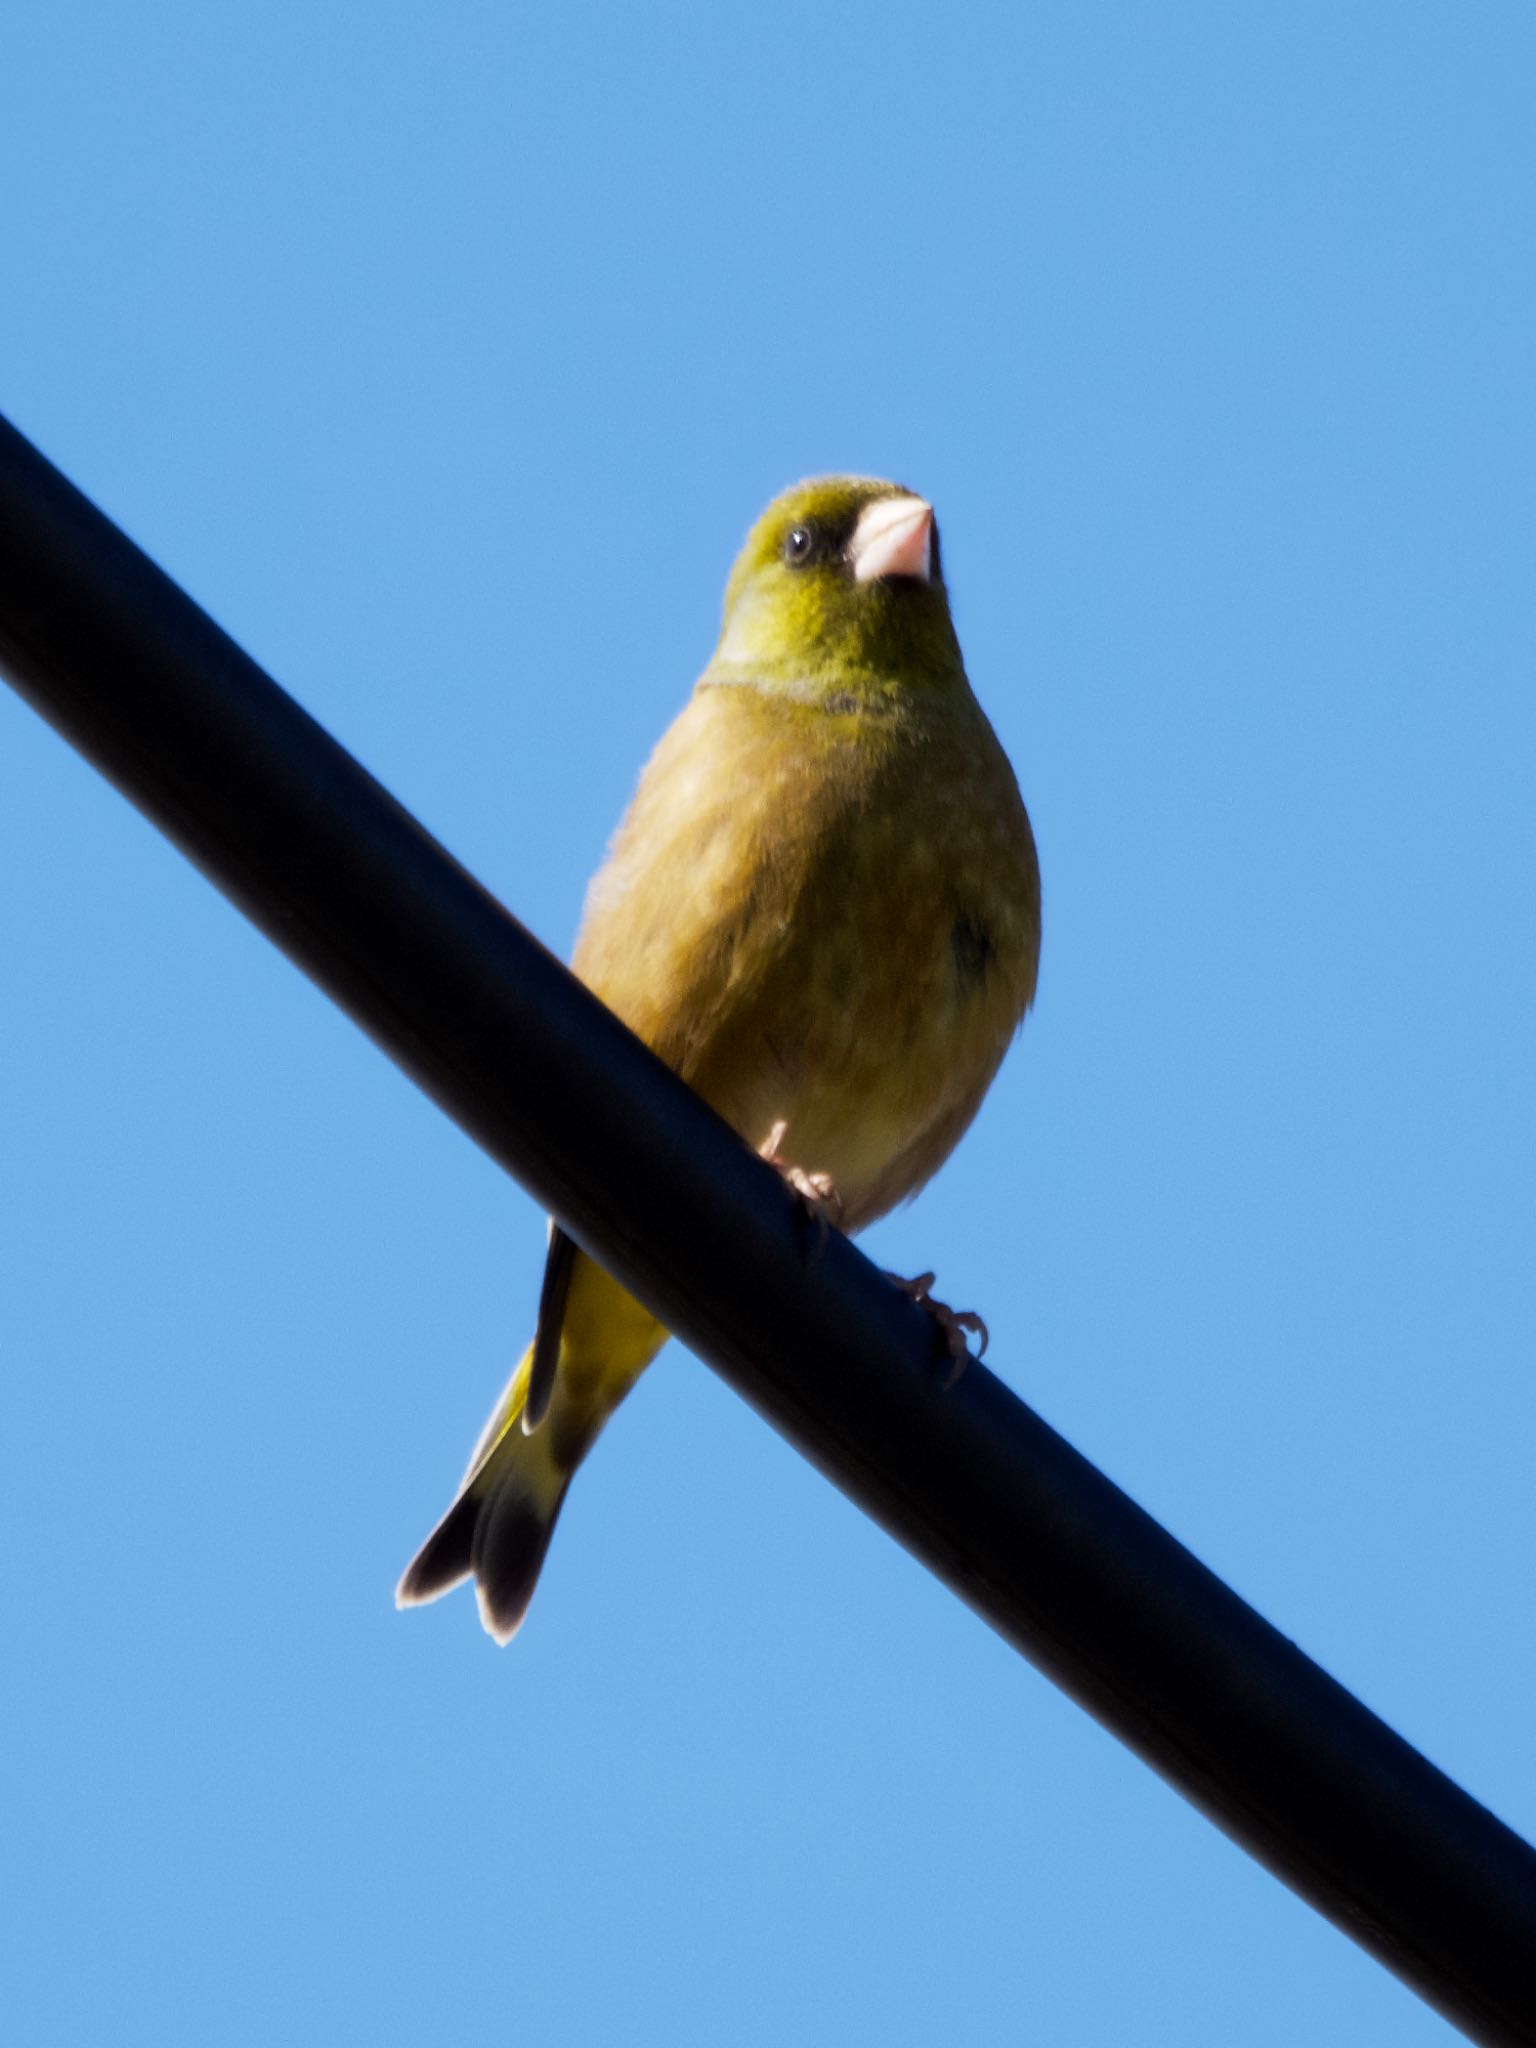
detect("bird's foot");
top-left (761, 1118), bottom-right (844, 1259)
top-left (884, 1270), bottom-right (989, 1388)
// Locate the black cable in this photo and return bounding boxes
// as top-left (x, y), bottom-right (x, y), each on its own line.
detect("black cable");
top-left (2, 410), bottom-right (1532, 2046)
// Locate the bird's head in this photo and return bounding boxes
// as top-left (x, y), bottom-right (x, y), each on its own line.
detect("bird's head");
top-left (706, 476), bottom-right (965, 708)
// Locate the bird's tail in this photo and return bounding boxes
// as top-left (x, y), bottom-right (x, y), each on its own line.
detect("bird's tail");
top-left (396, 1254), bottom-right (666, 1642)
top-left (395, 1341), bottom-right (568, 1643)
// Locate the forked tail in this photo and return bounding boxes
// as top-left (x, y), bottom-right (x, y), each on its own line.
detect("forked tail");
top-left (395, 1344), bottom-right (571, 1644)
top-left (396, 1247), bottom-right (670, 1643)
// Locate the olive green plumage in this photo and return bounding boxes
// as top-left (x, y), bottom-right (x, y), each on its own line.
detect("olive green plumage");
top-left (397, 476), bottom-right (1041, 1642)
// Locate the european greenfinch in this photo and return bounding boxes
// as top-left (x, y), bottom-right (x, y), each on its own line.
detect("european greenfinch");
top-left (397, 477), bottom-right (1041, 1642)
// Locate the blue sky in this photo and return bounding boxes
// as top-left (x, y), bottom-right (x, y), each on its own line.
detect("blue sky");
top-left (3, 5), bottom-right (1533, 2043)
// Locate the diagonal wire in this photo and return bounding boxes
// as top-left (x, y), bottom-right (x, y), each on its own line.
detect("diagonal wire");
top-left (1, 410), bottom-right (1533, 2047)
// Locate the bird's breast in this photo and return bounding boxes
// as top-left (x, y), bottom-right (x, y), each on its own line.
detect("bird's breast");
top-left (575, 685), bottom-right (1040, 1229)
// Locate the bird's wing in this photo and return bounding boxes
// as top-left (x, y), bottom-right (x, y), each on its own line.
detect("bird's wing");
top-left (570, 684), bottom-right (834, 1079)
top-left (523, 1223), bottom-right (577, 1433)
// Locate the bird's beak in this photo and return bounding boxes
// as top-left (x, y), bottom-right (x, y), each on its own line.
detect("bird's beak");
top-left (850, 495), bottom-right (933, 584)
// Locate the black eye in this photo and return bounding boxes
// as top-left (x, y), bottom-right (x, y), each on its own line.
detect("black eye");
top-left (783, 524), bottom-right (816, 566)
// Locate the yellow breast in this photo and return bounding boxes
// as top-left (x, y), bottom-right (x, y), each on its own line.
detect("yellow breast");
top-left (574, 678), bottom-right (1039, 1229)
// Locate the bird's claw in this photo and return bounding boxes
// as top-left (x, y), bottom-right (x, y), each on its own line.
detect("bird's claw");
top-left (761, 1120), bottom-right (844, 1261)
top-left (884, 1269), bottom-right (989, 1387)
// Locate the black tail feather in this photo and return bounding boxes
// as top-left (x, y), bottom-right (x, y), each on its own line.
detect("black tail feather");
top-left (471, 1483), bottom-right (569, 1644)
top-left (396, 1491), bottom-right (478, 1608)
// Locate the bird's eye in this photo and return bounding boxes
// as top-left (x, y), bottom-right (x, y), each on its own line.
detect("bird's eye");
top-left (783, 524), bottom-right (816, 566)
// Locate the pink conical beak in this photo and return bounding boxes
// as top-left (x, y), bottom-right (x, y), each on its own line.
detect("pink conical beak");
top-left (850, 495), bottom-right (933, 584)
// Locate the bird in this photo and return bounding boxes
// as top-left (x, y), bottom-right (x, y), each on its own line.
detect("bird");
top-left (396, 476), bottom-right (1041, 1643)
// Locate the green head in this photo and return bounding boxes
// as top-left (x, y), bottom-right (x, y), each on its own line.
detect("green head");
top-left (705, 476), bottom-right (967, 707)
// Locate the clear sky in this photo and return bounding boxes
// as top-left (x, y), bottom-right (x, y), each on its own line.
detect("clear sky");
top-left (2, 6), bottom-right (1533, 2044)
